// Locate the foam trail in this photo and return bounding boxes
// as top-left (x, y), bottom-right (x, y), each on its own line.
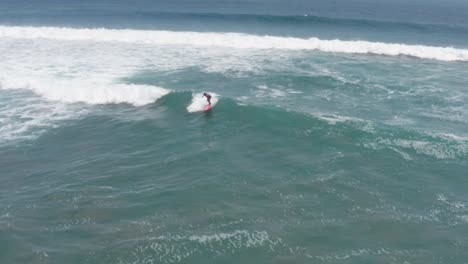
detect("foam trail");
top-left (0, 89), bottom-right (88, 145)
top-left (1, 78), bottom-right (170, 106)
top-left (1, 26), bottom-right (468, 61)
top-left (187, 93), bottom-right (219, 112)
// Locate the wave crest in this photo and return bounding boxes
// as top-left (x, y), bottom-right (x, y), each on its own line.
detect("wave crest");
top-left (1, 78), bottom-right (170, 106)
top-left (1, 26), bottom-right (468, 61)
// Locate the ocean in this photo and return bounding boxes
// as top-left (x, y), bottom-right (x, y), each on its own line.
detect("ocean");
top-left (1, 0), bottom-right (468, 263)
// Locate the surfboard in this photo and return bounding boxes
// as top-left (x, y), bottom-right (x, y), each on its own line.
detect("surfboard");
top-left (203, 105), bottom-right (212, 111)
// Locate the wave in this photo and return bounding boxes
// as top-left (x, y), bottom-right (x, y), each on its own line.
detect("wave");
top-left (2, 79), bottom-right (466, 161)
top-left (1, 26), bottom-right (468, 61)
top-left (0, 77), bottom-right (170, 144)
top-left (196, 99), bottom-right (468, 160)
top-left (0, 77), bottom-right (170, 106)
top-left (136, 11), bottom-right (468, 32)
top-left (0, 89), bottom-right (87, 145)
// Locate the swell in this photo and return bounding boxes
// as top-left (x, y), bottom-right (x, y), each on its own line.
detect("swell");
top-left (1, 75), bottom-right (467, 161)
top-left (1, 26), bottom-right (468, 61)
top-left (2, 82), bottom-right (467, 161)
top-left (160, 92), bottom-right (468, 161)
top-left (1, 91), bottom-right (466, 202)
top-left (3, 9), bottom-right (468, 34)
top-left (135, 12), bottom-right (468, 33)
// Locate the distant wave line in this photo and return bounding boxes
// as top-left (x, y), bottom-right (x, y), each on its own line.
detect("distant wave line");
top-left (1, 26), bottom-right (468, 61)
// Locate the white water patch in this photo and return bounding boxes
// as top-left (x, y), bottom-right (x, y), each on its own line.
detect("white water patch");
top-left (365, 138), bottom-right (468, 160)
top-left (0, 36), bottom-right (174, 144)
top-left (318, 114), bottom-right (375, 133)
top-left (0, 91), bottom-right (88, 145)
top-left (1, 26), bottom-right (468, 61)
top-left (431, 194), bottom-right (468, 225)
top-left (437, 133), bottom-right (468, 142)
top-left (308, 247), bottom-right (413, 261)
top-left (318, 114), bottom-right (364, 125)
top-left (162, 230), bottom-right (273, 246)
top-left (255, 84), bottom-right (287, 98)
top-left (391, 139), bottom-right (467, 160)
top-left (0, 77), bottom-right (168, 144)
top-left (112, 230), bottom-right (282, 264)
top-left (186, 93), bottom-right (219, 112)
top-left (388, 147), bottom-right (413, 161)
top-left (1, 78), bottom-right (169, 106)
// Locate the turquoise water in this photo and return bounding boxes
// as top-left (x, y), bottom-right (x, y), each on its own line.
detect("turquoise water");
top-left (1, 1), bottom-right (468, 263)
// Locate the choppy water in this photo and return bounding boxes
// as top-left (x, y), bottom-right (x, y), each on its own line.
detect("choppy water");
top-left (1, 1), bottom-right (468, 263)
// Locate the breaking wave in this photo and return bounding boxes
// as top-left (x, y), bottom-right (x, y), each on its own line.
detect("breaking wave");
top-left (1, 26), bottom-right (468, 61)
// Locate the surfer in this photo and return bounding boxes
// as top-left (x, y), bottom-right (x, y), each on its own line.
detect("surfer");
top-left (203, 93), bottom-right (212, 106)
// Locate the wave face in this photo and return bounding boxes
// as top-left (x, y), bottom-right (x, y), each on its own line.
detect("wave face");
top-left (1, 26), bottom-right (468, 61)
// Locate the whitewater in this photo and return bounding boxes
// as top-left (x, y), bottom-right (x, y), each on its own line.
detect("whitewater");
top-left (2, 26), bottom-right (468, 61)
top-left (1, 24), bottom-right (468, 146)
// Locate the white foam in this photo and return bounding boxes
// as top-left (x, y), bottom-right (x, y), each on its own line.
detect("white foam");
top-left (310, 247), bottom-right (411, 261)
top-left (0, 76), bottom-right (169, 144)
top-left (1, 26), bottom-right (468, 61)
top-left (437, 133), bottom-right (468, 142)
top-left (1, 78), bottom-right (170, 106)
top-left (0, 31), bottom-right (176, 144)
top-left (120, 230), bottom-right (280, 264)
top-left (154, 230), bottom-right (277, 249)
top-left (318, 114), bottom-right (365, 125)
top-left (388, 147), bottom-right (413, 161)
top-left (434, 193), bottom-right (468, 225)
top-left (186, 92), bottom-right (219, 112)
top-left (0, 93), bottom-right (87, 145)
top-left (256, 84), bottom-right (287, 98)
top-left (370, 138), bottom-right (468, 160)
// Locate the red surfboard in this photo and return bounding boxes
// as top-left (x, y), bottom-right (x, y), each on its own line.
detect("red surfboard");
top-left (203, 105), bottom-right (212, 111)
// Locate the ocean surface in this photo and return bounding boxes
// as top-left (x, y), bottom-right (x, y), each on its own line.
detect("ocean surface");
top-left (1, 0), bottom-right (468, 263)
